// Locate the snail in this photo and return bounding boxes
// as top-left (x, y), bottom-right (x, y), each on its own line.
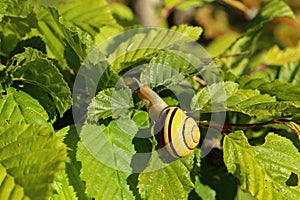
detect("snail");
top-left (136, 80), bottom-right (200, 158)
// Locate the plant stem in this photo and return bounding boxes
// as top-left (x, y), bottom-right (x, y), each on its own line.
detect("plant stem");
top-left (199, 119), bottom-right (300, 138)
top-left (248, 63), bottom-right (269, 75)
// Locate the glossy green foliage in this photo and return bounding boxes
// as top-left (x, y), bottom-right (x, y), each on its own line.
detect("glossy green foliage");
top-left (1, 0), bottom-right (300, 199)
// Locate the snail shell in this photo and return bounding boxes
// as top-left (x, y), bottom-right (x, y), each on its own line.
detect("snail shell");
top-left (137, 82), bottom-right (200, 158)
top-left (157, 106), bottom-right (200, 158)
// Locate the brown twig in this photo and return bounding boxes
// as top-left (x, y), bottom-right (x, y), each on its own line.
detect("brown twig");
top-left (273, 120), bottom-right (300, 139)
top-left (198, 120), bottom-right (230, 136)
top-left (198, 119), bottom-right (300, 138)
top-left (193, 76), bottom-right (206, 87)
top-left (199, 51), bottom-right (249, 62)
top-left (155, 0), bottom-right (184, 27)
top-left (213, 51), bottom-right (250, 59)
top-left (248, 62), bottom-right (269, 76)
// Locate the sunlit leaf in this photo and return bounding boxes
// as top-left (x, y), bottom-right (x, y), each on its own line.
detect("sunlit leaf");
top-left (194, 176), bottom-right (216, 200)
top-left (138, 152), bottom-right (194, 200)
top-left (238, 76), bottom-right (300, 101)
top-left (223, 0), bottom-right (295, 75)
top-left (57, 0), bottom-right (122, 37)
top-left (191, 81), bottom-right (289, 118)
top-left (132, 110), bottom-right (150, 128)
top-left (223, 131), bottom-right (300, 200)
top-left (77, 118), bottom-right (138, 199)
top-left (87, 86), bottom-right (134, 121)
top-left (52, 171), bottom-right (77, 200)
top-left (265, 42), bottom-right (300, 66)
top-left (48, 7), bottom-right (87, 61)
top-left (140, 50), bottom-right (197, 87)
top-left (109, 2), bottom-right (137, 28)
top-left (163, 0), bottom-right (183, 8)
top-left (16, 83), bottom-right (57, 123)
top-left (170, 25), bottom-right (202, 41)
top-left (11, 48), bottom-right (72, 117)
top-left (164, 0), bottom-right (213, 10)
top-left (0, 124), bottom-right (68, 200)
top-left (277, 60), bottom-right (300, 86)
top-left (56, 126), bottom-right (89, 200)
top-left (0, 87), bottom-right (51, 128)
top-left (101, 25), bottom-right (202, 73)
top-left (36, 7), bottom-right (88, 72)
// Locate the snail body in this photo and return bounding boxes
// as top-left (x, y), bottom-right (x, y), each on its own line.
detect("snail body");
top-left (137, 82), bottom-right (200, 158)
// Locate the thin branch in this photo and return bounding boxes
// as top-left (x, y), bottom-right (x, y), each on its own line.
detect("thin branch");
top-left (199, 51), bottom-right (249, 62)
top-left (193, 76), bottom-right (206, 87)
top-left (155, 0), bottom-right (184, 27)
top-left (198, 119), bottom-right (300, 138)
top-left (273, 120), bottom-right (300, 139)
top-left (212, 51), bottom-right (249, 59)
top-left (198, 120), bottom-right (229, 136)
top-left (248, 63), bottom-right (269, 75)
top-left (155, 7), bottom-right (174, 27)
top-left (221, 0), bottom-right (251, 14)
top-left (224, 120), bottom-right (275, 128)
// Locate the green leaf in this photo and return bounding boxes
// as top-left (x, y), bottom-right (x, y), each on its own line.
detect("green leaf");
top-left (194, 176), bottom-right (216, 200)
top-left (109, 3), bottom-right (137, 28)
top-left (0, 1), bottom-right (8, 21)
top-left (72, 54), bottom-right (120, 124)
top-left (35, 0), bottom-right (121, 71)
top-left (192, 80), bottom-right (300, 119)
top-left (0, 87), bottom-right (51, 128)
top-left (289, 122), bottom-right (300, 132)
top-left (239, 101), bottom-right (300, 119)
top-left (206, 32), bottom-right (239, 57)
top-left (36, 7), bottom-right (87, 72)
top-left (94, 25), bottom-right (123, 45)
top-left (238, 76), bottom-right (300, 101)
top-left (87, 86), bottom-right (134, 121)
top-left (0, 0), bottom-right (37, 58)
top-left (236, 186), bottom-right (256, 200)
top-left (48, 7), bottom-right (87, 61)
top-left (77, 145), bottom-right (134, 200)
top-left (223, 0), bottom-right (295, 75)
top-left (138, 153), bottom-right (194, 200)
top-left (223, 131), bottom-right (300, 200)
top-left (57, 0), bottom-right (122, 37)
top-left (140, 50), bottom-right (197, 87)
top-left (77, 118), bottom-right (138, 199)
top-left (0, 0), bottom-right (34, 18)
top-left (16, 83), bottom-right (57, 123)
top-left (9, 36), bottom-right (47, 57)
top-left (170, 25), bottom-right (202, 41)
top-left (163, 0), bottom-right (183, 8)
top-left (265, 42), bottom-right (300, 66)
top-left (249, 0), bottom-right (296, 26)
top-left (0, 123), bottom-right (68, 200)
top-left (132, 110), bottom-right (150, 128)
top-left (164, 0), bottom-right (213, 10)
top-left (101, 25), bottom-right (202, 73)
top-left (35, 8), bottom-right (68, 69)
top-left (52, 170), bottom-right (77, 200)
top-left (277, 60), bottom-right (300, 86)
top-left (56, 126), bottom-right (89, 200)
top-left (191, 81), bottom-right (281, 118)
top-left (11, 48), bottom-right (72, 117)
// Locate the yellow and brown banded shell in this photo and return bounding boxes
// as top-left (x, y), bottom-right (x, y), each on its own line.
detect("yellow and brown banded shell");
top-left (158, 107), bottom-right (200, 158)
top-left (136, 82), bottom-right (201, 158)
